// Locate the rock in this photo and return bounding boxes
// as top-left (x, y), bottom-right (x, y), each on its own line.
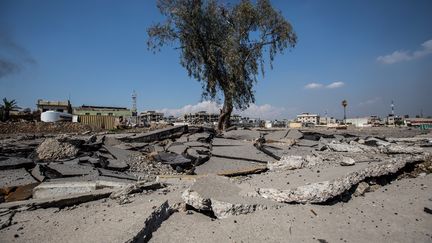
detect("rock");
top-left (106, 159), bottom-right (129, 171)
top-left (257, 155), bottom-right (426, 203)
top-left (36, 138), bottom-right (79, 161)
top-left (267, 155), bottom-right (305, 170)
top-left (340, 157), bottom-right (356, 166)
top-left (353, 182), bottom-right (370, 196)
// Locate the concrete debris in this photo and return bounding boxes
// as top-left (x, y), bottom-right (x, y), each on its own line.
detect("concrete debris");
top-left (33, 180), bottom-right (131, 199)
top-left (340, 157), bottom-right (356, 166)
top-left (0, 157), bottom-right (34, 170)
top-left (326, 141), bottom-right (364, 153)
top-left (268, 155), bottom-right (305, 170)
top-left (36, 138), bottom-right (79, 161)
top-left (257, 155), bottom-right (426, 203)
top-left (353, 182), bottom-right (370, 197)
top-left (182, 175), bottom-right (278, 219)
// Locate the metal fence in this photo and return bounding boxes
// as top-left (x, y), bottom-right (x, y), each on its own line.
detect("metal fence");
top-left (78, 115), bottom-right (117, 130)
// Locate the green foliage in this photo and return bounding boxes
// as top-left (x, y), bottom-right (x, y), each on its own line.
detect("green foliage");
top-left (147, 0), bottom-right (296, 111)
top-left (1, 98), bottom-right (19, 121)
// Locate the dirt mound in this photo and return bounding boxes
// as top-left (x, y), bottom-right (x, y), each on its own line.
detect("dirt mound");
top-left (0, 121), bottom-right (98, 135)
top-left (36, 138), bottom-right (79, 161)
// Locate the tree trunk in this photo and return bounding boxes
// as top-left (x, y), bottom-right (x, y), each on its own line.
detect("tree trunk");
top-left (217, 95), bottom-right (233, 131)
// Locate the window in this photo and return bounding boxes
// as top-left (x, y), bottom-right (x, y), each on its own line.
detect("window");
top-left (108, 113), bottom-right (113, 116)
top-left (85, 113), bottom-right (90, 115)
top-left (96, 113), bottom-right (101, 116)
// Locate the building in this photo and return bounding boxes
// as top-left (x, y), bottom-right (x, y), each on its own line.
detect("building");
top-left (184, 111), bottom-right (219, 124)
top-left (37, 99), bottom-right (72, 113)
top-left (319, 116), bottom-right (336, 125)
top-left (73, 105), bottom-right (132, 117)
top-left (140, 111), bottom-right (164, 123)
top-left (345, 117), bottom-right (370, 127)
top-left (296, 113), bottom-right (320, 125)
top-left (405, 118), bottom-right (432, 127)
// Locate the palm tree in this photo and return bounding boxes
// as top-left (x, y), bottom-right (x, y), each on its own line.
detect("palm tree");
top-left (341, 100), bottom-right (348, 124)
top-left (1, 98), bottom-right (19, 121)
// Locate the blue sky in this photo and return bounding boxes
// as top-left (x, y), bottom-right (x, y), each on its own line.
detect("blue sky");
top-left (1, 0), bottom-right (431, 119)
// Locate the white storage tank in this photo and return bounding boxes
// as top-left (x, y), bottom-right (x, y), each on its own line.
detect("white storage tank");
top-left (41, 111), bottom-right (73, 122)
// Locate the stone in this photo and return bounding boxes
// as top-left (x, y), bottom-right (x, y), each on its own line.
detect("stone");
top-left (353, 182), bottom-right (370, 197)
top-left (5, 183), bottom-right (40, 202)
top-left (31, 164), bottom-right (46, 182)
top-left (340, 157), bottom-right (356, 166)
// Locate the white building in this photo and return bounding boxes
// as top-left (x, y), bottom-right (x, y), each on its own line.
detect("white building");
top-left (345, 117), bottom-right (370, 127)
top-left (296, 113), bottom-right (320, 125)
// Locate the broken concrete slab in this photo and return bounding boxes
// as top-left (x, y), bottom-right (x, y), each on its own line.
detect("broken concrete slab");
top-left (33, 180), bottom-right (131, 199)
top-left (286, 129), bottom-right (303, 140)
top-left (267, 155), bottom-right (305, 170)
top-left (0, 194), bottom-right (177, 243)
top-left (264, 130), bottom-right (290, 141)
top-left (0, 188), bottom-right (115, 210)
top-left (155, 152), bottom-right (192, 166)
top-left (212, 142), bottom-right (275, 163)
top-left (0, 156), bottom-right (34, 170)
top-left (120, 125), bottom-right (188, 143)
top-left (380, 144), bottom-right (424, 154)
top-left (97, 168), bottom-right (138, 181)
top-left (326, 141), bottom-right (364, 153)
top-left (0, 169), bottom-right (37, 190)
top-left (46, 162), bottom-right (98, 177)
top-left (182, 175), bottom-right (281, 218)
top-left (194, 157), bottom-right (264, 175)
top-left (257, 155), bottom-right (427, 203)
top-left (31, 164), bottom-right (46, 182)
top-left (223, 129), bottom-right (261, 141)
top-left (106, 159), bottom-right (129, 171)
top-left (166, 144), bottom-right (188, 154)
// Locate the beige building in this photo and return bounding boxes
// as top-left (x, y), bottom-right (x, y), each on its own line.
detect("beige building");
top-left (37, 99), bottom-right (72, 113)
top-left (296, 113), bottom-right (320, 125)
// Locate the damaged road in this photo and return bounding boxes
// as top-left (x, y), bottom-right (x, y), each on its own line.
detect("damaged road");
top-left (0, 125), bottom-right (431, 242)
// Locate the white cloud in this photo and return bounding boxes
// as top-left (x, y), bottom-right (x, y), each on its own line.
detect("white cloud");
top-left (359, 97), bottom-right (381, 106)
top-left (238, 103), bottom-right (286, 120)
top-left (157, 101), bottom-right (286, 120)
top-left (377, 39), bottom-right (432, 64)
top-left (157, 100), bottom-right (220, 117)
top-left (304, 81), bottom-right (345, 89)
top-left (326, 81), bottom-right (345, 89)
top-left (304, 82), bottom-right (323, 89)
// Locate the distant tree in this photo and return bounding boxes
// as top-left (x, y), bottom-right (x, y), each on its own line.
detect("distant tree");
top-left (147, 0), bottom-right (297, 130)
top-left (1, 98), bottom-right (19, 121)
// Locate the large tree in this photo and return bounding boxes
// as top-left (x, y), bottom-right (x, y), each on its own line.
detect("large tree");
top-left (147, 0), bottom-right (297, 130)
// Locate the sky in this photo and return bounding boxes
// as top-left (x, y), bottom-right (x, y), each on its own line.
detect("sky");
top-left (1, 0), bottom-right (431, 120)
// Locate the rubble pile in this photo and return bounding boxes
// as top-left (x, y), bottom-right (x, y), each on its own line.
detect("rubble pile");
top-left (0, 125), bottom-right (431, 242)
top-left (0, 121), bottom-right (98, 136)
